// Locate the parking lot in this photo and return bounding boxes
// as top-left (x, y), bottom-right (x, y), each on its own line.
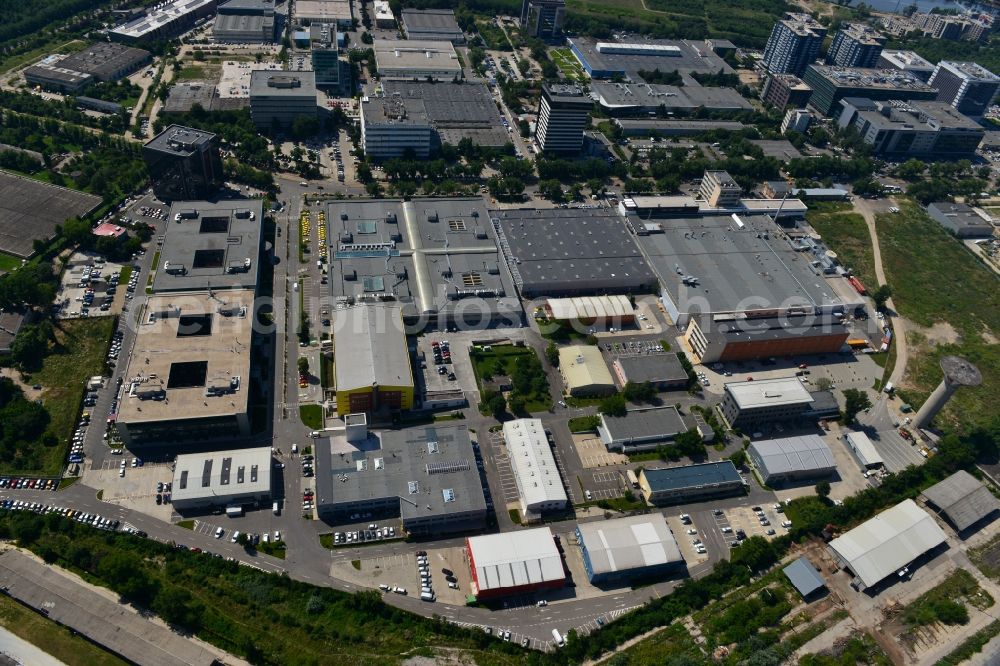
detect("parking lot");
top-left (573, 434), bottom-right (628, 469)
top-left (665, 514), bottom-right (710, 565)
top-left (55, 252), bottom-right (131, 319)
top-left (416, 336), bottom-right (461, 392)
top-left (218, 60), bottom-right (281, 98)
top-left (91, 461), bottom-right (175, 521)
top-left (694, 353), bottom-right (882, 400)
top-left (586, 469), bottom-right (626, 501)
top-left (486, 429), bottom-right (522, 508)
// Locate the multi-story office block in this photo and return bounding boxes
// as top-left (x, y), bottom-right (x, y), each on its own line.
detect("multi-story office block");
top-left (877, 50), bottom-right (935, 82)
top-left (781, 108), bottom-right (812, 133)
top-left (698, 170), bottom-right (741, 208)
top-left (802, 65), bottom-right (937, 115)
top-left (839, 98), bottom-right (985, 158)
top-left (535, 83), bottom-right (591, 154)
top-left (826, 23), bottom-right (886, 68)
top-left (762, 13), bottom-right (827, 76)
top-left (762, 73), bottom-right (813, 110)
top-left (249, 71), bottom-right (317, 130)
top-left (929, 61), bottom-right (1000, 118)
top-left (520, 0), bottom-right (565, 39)
top-left (142, 125), bottom-right (222, 202)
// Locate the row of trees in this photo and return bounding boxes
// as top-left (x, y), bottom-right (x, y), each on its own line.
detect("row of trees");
top-left (0, 90), bottom-right (125, 133)
top-left (0, 377), bottom-right (51, 465)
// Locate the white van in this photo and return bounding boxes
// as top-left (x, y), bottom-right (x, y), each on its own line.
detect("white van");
top-left (420, 592), bottom-right (435, 602)
top-left (552, 629), bottom-right (565, 646)
top-left (230, 530), bottom-right (241, 543)
top-left (272, 500), bottom-right (280, 515)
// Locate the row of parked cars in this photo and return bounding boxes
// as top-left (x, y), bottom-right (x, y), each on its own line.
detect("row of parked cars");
top-left (1, 501), bottom-right (119, 531)
top-left (332, 522), bottom-right (397, 545)
top-left (0, 478), bottom-right (57, 490)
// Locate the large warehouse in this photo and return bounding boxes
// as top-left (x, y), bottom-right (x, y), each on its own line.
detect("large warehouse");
top-left (325, 198), bottom-right (521, 326)
top-left (111, 0), bottom-right (218, 43)
top-left (568, 37), bottom-right (733, 81)
top-left (372, 40), bottom-right (462, 81)
top-left (171, 446), bottom-right (272, 511)
top-left (0, 171), bottom-right (101, 258)
top-left (466, 528), bottom-right (565, 600)
top-left (543, 295), bottom-right (634, 326)
top-left (921, 470), bottom-right (999, 533)
top-left (685, 313), bottom-right (850, 364)
top-left (748, 435), bottom-right (836, 485)
top-left (828, 499), bottom-right (947, 590)
top-left (400, 9), bottom-right (465, 43)
top-left (558, 345), bottom-right (616, 397)
top-left (314, 420), bottom-right (487, 535)
top-left (611, 353), bottom-right (689, 390)
top-left (598, 406), bottom-right (691, 453)
top-left (332, 304), bottom-right (414, 416)
top-left (576, 514), bottom-right (685, 584)
top-left (503, 419), bottom-right (568, 521)
top-left (592, 82), bottom-right (751, 116)
top-left (494, 208), bottom-right (657, 297)
top-left (638, 461), bottom-right (744, 505)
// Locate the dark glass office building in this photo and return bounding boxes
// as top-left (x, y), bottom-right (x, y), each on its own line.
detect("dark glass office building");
top-left (142, 125), bottom-right (223, 202)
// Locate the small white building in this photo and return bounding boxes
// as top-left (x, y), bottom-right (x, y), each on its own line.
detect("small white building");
top-left (503, 419), bottom-right (568, 521)
top-left (171, 446), bottom-right (272, 511)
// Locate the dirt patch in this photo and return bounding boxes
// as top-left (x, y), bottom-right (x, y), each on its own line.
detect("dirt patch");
top-left (0, 367), bottom-right (38, 398)
top-left (982, 329), bottom-right (999, 345)
top-left (905, 319), bottom-right (962, 347)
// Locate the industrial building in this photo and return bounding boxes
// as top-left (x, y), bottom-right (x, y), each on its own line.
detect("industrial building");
top-left (638, 461), bottom-right (744, 506)
top-left (762, 74), bottom-right (813, 110)
top-left (503, 419), bottom-right (568, 521)
top-left (719, 377), bottom-right (821, 430)
top-left (567, 37), bottom-right (733, 81)
top-left (249, 71), bottom-right (317, 130)
top-left (922, 470), bottom-right (999, 533)
top-left (838, 98), bottom-right (985, 158)
top-left (801, 65), bottom-right (938, 116)
top-left (142, 125), bottom-right (223, 203)
top-left (611, 353), bottom-right (688, 391)
top-left (111, 0), bottom-right (217, 43)
top-left (325, 198), bottom-right (521, 325)
top-left (372, 40), bottom-right (462, 81)
top-left (543, 295), bottom-right (634, 326)
top-left (783, 557), bottom-right (826, 599)
top-left (0, 311), bottom-right (26, 356)
top-left (614, 118), bottom-right (746, 137)
top-left (466, 528), bottom-right (565, 600)
top-left (877, 50), bottom-right (935, 82)
top-left (0, 171), bottom-right (101, 258)
top-left (842, 431), bottom-right (883, 469)
top-left (401, 9), bottom-right (464, 43)
top-left (576, 514), bottom-right (685, 584)
top-left (826, 23), bottom-right (886, 68)
top-left (361, 81), bottom-right (507, 158)
top-left (310, 24), bottom-right (348, 92)
top-left (24, 42), bottom-right (151, 93)
top-left (374, 1), bottom-right (395, 28)
top-left (632, 214), bottom-right (847, 327)
top-left (620, 194), bottom-right (809, 220)
top-left (558, 345), bottom-right (616, 397)
top-left (153, 199), bottom-right (263, 293)
top-left (494, 207), bottom-right (657, 297)
top-left (926, 202), bottom-right (995, 238)
top-left (314, 419), bottom-right (488, 535)
top-left (828, 499), bottom-right (947, 590)
top-left (929, 61), bottom-right (1000, 118)
top-left (295, 0), bottom-right (353, 28)
top-left (332, 304), bottom-right (413, 416)
top-left (684, 313), bottom-right (850, 364)
top-left (520, 0), bottom-right (565, 39)
top-left (762, 13), bottom-right (827, 76)
top-left (171, 446), bottom-right (272, 511)
top-left (748, 435), bottom-right (836, 485)
top-left (213, 0), bottom-right (275, 43)
top-left (591, 82), bottom-right (751, 116)
top-left (535, 83), bottom-right (591, 154)
top-left (598, 406), bottom-right (691, 453)
top-left (115, 289), bottom-right (255, 447)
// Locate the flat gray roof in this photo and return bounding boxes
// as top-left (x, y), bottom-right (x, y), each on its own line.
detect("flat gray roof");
top-left (372, 39), bottom-right (461, 76)
top-left (144, 124), bottom-right (216, 155)
top-left (332, 303), bottom-right (413, 392)
top-left (214, 13), bottom-right (270, 35)
top-left (111, 0), bottom-right (215, 39)
top-left (615, 353), bottom-right (688, 385)
top-left (314, 425), bottom-right (487, 522)
top-left (326, 197), bottom-right (521, 320)
top-left (696, 314), bottom-right (849, 345)
top-left (634, 215), bottom-right (843, 315)
top-left (57, 42), bottom-right (151, 80)
top-left (493, 208), bottom-right (657, 296)
top-left (921, 470), bottom-right (1000, 531)
top-left (642, 461), bottom-right (741, 492)
top-left (592, 82), bottom-right (751, 112)
top-left (569, 36), bottom-right (733, 82)
top-left (577, 513), bottom-right (684, 575)
top-left (857, 100), bottom-right (984, 131)
top-left (601, 406), bottom-right (688, 443)
top-left (0, 170), bottom-right (100, 258)
top-left (153, 199), bottom-right (263, 292)
top-left (172, 446), bottom-right (271, 503)
top-left (749, 435), bottom-right (836, 477)
top-left (725, 377), bottom-right (813, 410)
top-left (401, 8), bottom-right (463, 40)
top-left (376, 81), bottom-right (508, 146)
top-left (249, 70), bottom-right (316, 97)
top-left (783, 557), bottom-right (825, 597)
top-left (806, 65), bottom-right (937, 92)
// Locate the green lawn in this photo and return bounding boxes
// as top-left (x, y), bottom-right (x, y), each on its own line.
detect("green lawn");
top-left (8, 317), bottom-right (115, 475)
top-left (568, 415), bottom-right (600, 433)
top-left (470, 345), bottom-right (552, 412)
top-left (299, 404), bottom-right (323, 429)
top-left (0, 251), bottom-right (23, 274)
top-left (0, 593), bottom-right (127, 666)
top-left (876, 201), bottom-right (1000, 433)
top-left (118, 265), bottom-right (132, 283)
top-left (806, 202), bottom-right (878, 290)
top-left (551, 48), bottom-right (586, 81)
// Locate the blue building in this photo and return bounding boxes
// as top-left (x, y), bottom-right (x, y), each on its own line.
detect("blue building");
top-left (576, 514), bottom-right (685, 584)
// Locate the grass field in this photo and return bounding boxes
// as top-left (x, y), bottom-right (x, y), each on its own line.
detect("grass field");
top-left (4, 317), bottom-right (115, 475)
top-left (875, 201), bottom-right (1000, 433)
top-left (551, 48), bottom-right (586, 82)
top-left (806, 202), bottom-right (878, 291)
top-left (0, 593), bottom-right (127, 666)
top-left (475, 20), bottom-right (512, 51)
top-left (299, 404), bottom-right (323, 429)
top-left (176, 64), bottom-right (218, 81)
top-left (0, 251), bottom-right (23, 274)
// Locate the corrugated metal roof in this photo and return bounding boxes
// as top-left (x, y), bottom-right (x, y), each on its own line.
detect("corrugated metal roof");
top-left (468, 528), bottom-right (564, 592)
top-left (545, 295), bottom-right (633, 321)
top-left (333, 304), bottom-right (413, 392)
top-left (922, 470), bottom-right (999, 531)
top-left (502, 419), bottom-right (568, 511)
top-left (828, 499), bottom-right (946, 588)
top-left (725, 377), bottom-right (813, 409)
top-left (783, 557), bottom-right (825, 597)
top-left (577, 514), bottom-right (684, 575)
top-left (559, 345), bottom-right (615, 392)
top-left (750, 435), bottom-right (836, 477)
top-left (844, 431), bottom-right (883, 467)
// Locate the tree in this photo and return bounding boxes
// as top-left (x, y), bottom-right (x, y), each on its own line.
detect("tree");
top-left (622, 381), bottom-right (657, 403)
top-left (545, 342), bottom-right (559, 367)
top-left (361, 31), bottom-right (373, 44)
top-left (843, 388), bottom-right (872, 424)
top-left (480, 389), bottom-right (507, 421)
top-left (599, 394), bottom-right (627, 417)
top-left (872, 284), bottom-right (892, 311)
top-left (729, 449), bottom-right (747, 468)
top-left (815, 480), bottom-right (831, 498)
top-left (674, 429), bottom-right (705, 457)
top-left (297, 357), bottom-right (309, 375)
top-left (815, 377), bottom-right (833, 392)
top-left (291, 115), bottom-right (320, 139)
top-left (538, 179), bottom-right (564, 201)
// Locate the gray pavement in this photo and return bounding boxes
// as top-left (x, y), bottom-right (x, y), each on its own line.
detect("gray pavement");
top-left (0, 625), bottom-right (65, 666)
